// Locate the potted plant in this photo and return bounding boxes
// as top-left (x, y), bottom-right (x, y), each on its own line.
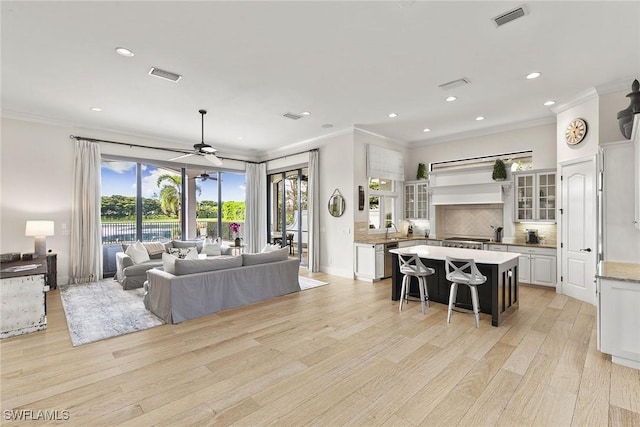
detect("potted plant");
top-left (416, 162), bottom-right (427, 180)
top-left (492, 159), bottom-right (507, 181)
top-left (229, 222), bottom-right (241, 246)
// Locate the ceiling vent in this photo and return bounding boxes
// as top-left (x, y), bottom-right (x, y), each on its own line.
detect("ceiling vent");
top-left (148, 67), bottom-right (182, 82)
top-left (283, 112), bottom-right (303, 120)
top-left (492, 5), bottom-right (528, 27)
top-left (438, 78), bottom-right (471, 91)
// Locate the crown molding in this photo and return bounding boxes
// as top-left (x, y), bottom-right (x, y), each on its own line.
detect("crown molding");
top-left (595, 75), bottom-right (639, 96)
top-left (354, 127), bottom-right (410, 149)
top-left (409, 116), bottom-right (556, 147)
top-left (551, 87), bottom-right (599, 114)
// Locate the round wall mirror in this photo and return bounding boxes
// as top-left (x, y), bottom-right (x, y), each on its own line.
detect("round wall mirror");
top-left (328, 189), bottom-right (345, 217)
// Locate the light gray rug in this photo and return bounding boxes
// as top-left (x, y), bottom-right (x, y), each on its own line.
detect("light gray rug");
top-left (299, 276), bottom-right (329, 290)
top-left (59, 279), bottom-right (164, 346)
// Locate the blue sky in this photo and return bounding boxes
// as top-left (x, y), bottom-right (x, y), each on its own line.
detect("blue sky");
top-left (101, 162), bottom-right (246, 202)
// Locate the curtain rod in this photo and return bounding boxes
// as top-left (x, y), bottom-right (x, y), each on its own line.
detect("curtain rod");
top-left (70, 135), bottom-right (318, 164)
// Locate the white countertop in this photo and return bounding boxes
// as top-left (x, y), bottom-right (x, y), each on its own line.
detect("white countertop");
top-left (389, 245), bottom-right (520, 265)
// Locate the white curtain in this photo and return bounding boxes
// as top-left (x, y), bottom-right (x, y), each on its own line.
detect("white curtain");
top-left (308, 150), bottom-right (320, 272)
top-left (245, 162), bottom-right (267, 253)
top-left (70, 140), bottom-right (103, 283)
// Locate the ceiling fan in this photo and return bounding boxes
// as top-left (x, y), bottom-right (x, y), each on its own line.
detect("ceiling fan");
top-left (169, 109), bottom-right (223, 166)
top-left (191, 171), bottom-right (218, 182)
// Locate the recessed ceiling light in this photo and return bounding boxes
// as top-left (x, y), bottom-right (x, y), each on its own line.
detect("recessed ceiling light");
top-left (475, 116), bottom-right (485, 121)
top-left (301, 111), bottom-right (311, 116)
top-left (445, 96), bottom-right (457, 102)
top-left (543, 100), bottom-right (556, 106)
top-left (423, 128), bottom-right (431, 132)
top-left (115, 47), bottom-right (134, 57)
top-left (388, 113), bottom-right (398, 118)
top-left (90, 107), bottom-right (103, 112)
top-left (322, 124), bottom-right (334, 129)
top-left (526, 72), bottom-right (541, 79)
top-left (237, 136), bottom-right (243, 140)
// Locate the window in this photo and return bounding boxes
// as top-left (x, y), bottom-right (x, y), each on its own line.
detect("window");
top-left (101, 161), bottom-right (183, 244)
top-left (368, 177), bottom-right (398, 230)
top-left (191, 170), bottom-right (247, 244)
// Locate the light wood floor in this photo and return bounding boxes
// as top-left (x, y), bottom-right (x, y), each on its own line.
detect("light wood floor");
top-left (1, 272), bottom-right (639, 426)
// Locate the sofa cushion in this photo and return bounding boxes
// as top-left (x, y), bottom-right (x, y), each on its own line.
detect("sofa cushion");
top-left (143, 241), bottom-right (167, 259)
top-left (172, 240), bottom-right (203, 253)
top-left (123, 260), bottom-right (163, 276)
top-left (173, 255), bottom-right (242, 276)
top-left (125, 241), bottom-right (150, 264)
top-left (201, 238), bottom-right (222, 256)
top-left (163, 248), bottom-right (198, 274)
top-left (242, 246), bottom-right (289, 266)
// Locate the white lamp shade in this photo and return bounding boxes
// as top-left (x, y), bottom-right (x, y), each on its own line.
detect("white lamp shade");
top-left (25, 220), bottom-right (55, 237)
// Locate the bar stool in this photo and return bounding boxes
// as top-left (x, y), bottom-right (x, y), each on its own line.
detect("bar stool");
top-left (445, 257), bottom-right (487, 328)
top-left (398, 253), bottom-right (435, 314)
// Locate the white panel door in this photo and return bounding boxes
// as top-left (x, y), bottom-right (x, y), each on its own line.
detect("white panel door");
top-left (561, 157), bottom-right (596, 305)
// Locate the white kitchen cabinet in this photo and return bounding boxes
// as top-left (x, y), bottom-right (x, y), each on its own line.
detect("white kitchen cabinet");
top-left (354, 243), bottom-right (384, 282)
top-left (486, 244), bottom-right (508, 252)
top-left (598, 275), bottom-right (640, 370)
top-left (514, 170), bottom-right (556, 222)
top-left (404, 181), bottom-right (429, 220)
top-left (508, 245), bottom-right (557, 287)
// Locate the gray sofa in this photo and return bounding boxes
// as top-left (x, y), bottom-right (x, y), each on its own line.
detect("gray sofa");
top-left (114, 240), bottom-right (231, 290)
top-left (144, 251), bottom-right (300, 324)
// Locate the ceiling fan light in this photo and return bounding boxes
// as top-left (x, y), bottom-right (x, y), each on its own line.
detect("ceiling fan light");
top-left (200, 145), bottom-right (216, 154)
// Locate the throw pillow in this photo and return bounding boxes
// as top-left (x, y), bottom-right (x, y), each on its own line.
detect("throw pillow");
top-left (201, 238), bottom-right (222, 256)
top-left (172, 240), bottom-right (203, 253)
top-left (168, 247), bottom-right (198, 259)
top-left (261, 244), bottom-right (281, 253)
top-left (163, 247), bottom-right (197, 274)
top-left (143, 242), bottom-right (166, 258)
top-left (125, 241), bottom-right (150, 264)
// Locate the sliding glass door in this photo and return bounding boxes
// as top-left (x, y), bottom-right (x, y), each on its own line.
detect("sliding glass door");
top-left (268, 167), bottom-right (308, 265)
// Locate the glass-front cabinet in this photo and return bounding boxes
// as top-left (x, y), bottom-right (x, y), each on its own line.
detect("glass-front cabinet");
top-left (404, 181), bottom-right (429, 219)
top-left (514, 170), bottom-right (556, 222)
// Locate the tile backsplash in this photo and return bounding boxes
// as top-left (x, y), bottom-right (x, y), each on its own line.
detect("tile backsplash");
top-left (435, 204), bottom-right (503, 240)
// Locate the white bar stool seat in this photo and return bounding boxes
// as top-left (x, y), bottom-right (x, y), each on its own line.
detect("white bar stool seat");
top-left (398, 253), bottom-right (435, 314)
top-left (445, 256), bottom-right (487, 328)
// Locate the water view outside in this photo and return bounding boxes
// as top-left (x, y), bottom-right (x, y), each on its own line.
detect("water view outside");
top-left (101, 161), bottom-right (245, 244)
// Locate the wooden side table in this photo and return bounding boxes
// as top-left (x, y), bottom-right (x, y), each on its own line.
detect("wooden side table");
top-left (46, 253), bottom-right (57, 290)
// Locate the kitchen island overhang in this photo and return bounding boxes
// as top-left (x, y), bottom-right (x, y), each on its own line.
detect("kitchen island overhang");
top-left (390, 246), bottom-right (520, 327)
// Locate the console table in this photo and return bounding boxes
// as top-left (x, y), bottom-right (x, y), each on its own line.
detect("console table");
top-left (1, 259), bottom-right (49, 338)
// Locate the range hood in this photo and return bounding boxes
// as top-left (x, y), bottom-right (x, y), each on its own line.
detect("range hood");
top-left (430, 182), bottom-right (509, 205)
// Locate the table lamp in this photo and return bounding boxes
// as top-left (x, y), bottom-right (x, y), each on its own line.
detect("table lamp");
top-left (25, 220), bottom-right (54, 257)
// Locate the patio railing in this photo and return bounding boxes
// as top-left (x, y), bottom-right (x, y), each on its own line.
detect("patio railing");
top-left (101, 221), bottom-right (244, 244)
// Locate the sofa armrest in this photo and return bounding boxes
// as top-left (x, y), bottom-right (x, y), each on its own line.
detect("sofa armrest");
top-left (116, 251), bottom-right (134, 269)
top-left (144, 268), bottom-right (176, 323)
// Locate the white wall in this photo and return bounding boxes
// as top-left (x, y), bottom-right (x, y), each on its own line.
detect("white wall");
top-left (407, 123), bottom-right (557, 175)
top-left (1, 118), bottom-right (74, 284)
top-left (318, 130), bottom-right (356, 277)
top-left (556, 94), bottom-right (600, 163)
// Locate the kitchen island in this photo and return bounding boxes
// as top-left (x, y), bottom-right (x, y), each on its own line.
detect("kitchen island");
top-left (390, 245), bottom-right (520, 326)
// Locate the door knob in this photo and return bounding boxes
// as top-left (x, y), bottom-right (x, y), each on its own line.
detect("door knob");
top-left (579, 248), bottom-right (592, 252)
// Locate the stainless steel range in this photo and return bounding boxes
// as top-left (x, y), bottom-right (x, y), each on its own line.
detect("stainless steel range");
top-left (441, 237), bottom-right (490, 250)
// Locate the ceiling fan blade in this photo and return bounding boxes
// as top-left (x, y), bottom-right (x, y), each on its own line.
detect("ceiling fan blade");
top-left (168, 153), bottom-right (194, 161)
top-left (203, 153), bottom-right (223, 166)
